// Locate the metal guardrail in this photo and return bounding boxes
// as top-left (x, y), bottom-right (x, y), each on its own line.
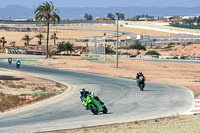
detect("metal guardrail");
top-left (5, 49), bottom-right (46, 55)
top-left (136, 55), bottom-right (200, 60)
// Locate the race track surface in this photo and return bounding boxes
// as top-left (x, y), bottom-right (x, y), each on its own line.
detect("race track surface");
top-left (0, 59), bottom-right (193, 132)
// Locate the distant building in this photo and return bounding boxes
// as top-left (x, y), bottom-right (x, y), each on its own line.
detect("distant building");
top-left (182, 16), bottom-right (196, 19)
top-left (93, 17), bottom-right (112, 21)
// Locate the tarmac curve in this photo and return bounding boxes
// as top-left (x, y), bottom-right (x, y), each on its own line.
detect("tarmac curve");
top-left (0, 59), bottom-right (194, 133)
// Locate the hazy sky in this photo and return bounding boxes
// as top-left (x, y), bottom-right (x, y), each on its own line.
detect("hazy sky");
top-left (0, 0), bottom-right (200, 8)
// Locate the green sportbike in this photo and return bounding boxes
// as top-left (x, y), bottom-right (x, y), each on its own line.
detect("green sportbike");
top-left (82, 95), bottom-right (108, 115)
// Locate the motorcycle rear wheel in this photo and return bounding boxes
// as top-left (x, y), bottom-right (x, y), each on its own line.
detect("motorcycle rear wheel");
top-left (102, 105), bottom-right (108, 114)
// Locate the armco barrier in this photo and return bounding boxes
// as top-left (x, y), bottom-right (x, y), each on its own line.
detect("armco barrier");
top-left (6, 49), bottom-right (46, 55)
top-left (137, 55), bottom-right (200, 60)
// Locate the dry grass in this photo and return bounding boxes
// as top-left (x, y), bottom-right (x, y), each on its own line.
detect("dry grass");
top-left (0, 69), bottom-right (67, 113)
top-left (0, 92), bottom-right (54, 112)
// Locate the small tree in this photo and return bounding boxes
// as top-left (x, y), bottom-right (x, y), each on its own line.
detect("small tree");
top-left (84, 13), bottom-right (93, 20)
top-left (57, 41), bottom-right (66, 53)
top-left (105, 45), bottom-right (116, 54)
top-left (51, 32), bottom-right (58, 45)
top-left (66, 41), bottom-right (74, 54)
top-left (118, 13), bottom-right (125, 20)
top-left (57, 41), bottom-right (74, 54)
top-left (107, 13), bottom-right (115, 20)
top-left (35, 33), bottom-right (44, 45)
top-left (10, 41), bottom-right (16, 47)
top-left (0, 37), bottom-right (7, 47)
top-left (129, 40), bottom-right (146, 50)
top-left (21, 35), bottom-right (33, 46)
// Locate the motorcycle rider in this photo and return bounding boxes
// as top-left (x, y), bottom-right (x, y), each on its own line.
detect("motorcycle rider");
top-left (16, 59), bottom-right (21, 64)
top-left (80, 88), bottom-right (104, 105)
top-left (8, 58), bottom-right (12, 64)
top-left (16, 59), bottom-right (21, 67)
top-left (136, 70), bottom-right (145, 86)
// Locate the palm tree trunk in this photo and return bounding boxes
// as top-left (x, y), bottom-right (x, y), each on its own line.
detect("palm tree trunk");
top-left (40, 38), bottom-right (41, 45)
top-left (46, 21), bottom-right (50, 58)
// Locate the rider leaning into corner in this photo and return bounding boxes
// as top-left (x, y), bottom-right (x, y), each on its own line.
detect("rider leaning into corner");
top-left (80, 88), bottom-right (104, 105)
top-left (136, 70), bottom-right (145, 86)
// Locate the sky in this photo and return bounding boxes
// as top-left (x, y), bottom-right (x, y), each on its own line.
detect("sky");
top-left (0, 0), bottom-right (200, 8)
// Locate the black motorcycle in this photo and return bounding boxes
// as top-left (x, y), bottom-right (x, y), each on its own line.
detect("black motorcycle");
top-left (16, 60), bottom-right (21, 68)
top-left (8, 58), bottom-right (12, 65)
top-left (137, 76), bottom-right (145, 91)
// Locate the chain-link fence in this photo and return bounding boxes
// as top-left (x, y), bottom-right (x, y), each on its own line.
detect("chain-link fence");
top-left (88, 36), bottom-right (105, 59)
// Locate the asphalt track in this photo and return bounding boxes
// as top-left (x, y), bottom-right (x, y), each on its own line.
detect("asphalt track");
top-left (0, 59), bottom-right (194, 133)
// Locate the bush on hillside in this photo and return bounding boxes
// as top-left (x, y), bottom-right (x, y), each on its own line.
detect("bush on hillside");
top-left (145, 50), bottom-right (160, 55)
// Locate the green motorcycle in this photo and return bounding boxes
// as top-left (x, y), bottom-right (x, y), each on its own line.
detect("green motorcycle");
top-left (82, 95), bottom-right (108, 115)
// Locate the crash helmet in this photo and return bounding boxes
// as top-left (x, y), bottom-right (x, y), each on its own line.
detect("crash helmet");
top-left (139, 70), bottom-right (142, 74)
top-left (80, 88), bottom-right (86, 95)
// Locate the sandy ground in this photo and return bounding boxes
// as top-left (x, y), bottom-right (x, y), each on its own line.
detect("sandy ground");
top-left (0, 68), bottom-right (67, 112)
top-left (0, 25), bottom-right (172, 47)
top-left (51, 114), bottom-right (200, 133)
top-left (118, 43), bottom-right (200, 56)
top-left (155, 44), bottom-right (200, 56)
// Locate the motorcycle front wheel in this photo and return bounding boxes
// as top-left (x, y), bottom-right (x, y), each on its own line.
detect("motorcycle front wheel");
top-left (89, 105), bottom-right (98, 115)
top-left (139, 83), bottom-right (144, 91)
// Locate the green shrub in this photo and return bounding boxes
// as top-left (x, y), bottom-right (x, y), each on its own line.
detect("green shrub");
top-left (105, 45), bottom-right (116, 54)
top-left (170, 23), bottom-right (200, 29)
top-left (145, 50), bottom-right (160, 55)
top-left (172, 56), bottom-right (178, 59)
top-left (180, 56), bottom-right (185, 59)
top-left (164, 43), bottom-right (174, 49)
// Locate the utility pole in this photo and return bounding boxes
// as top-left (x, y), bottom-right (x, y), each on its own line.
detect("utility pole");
top-left (116, 13), bottom-right (119, 68)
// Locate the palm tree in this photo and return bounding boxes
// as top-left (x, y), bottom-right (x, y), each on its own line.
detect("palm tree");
top-left (35, 33), bottom-right (44, 45)
top-left (34, 1), bottom-right (60, 58)
top-left (0, 37), bottom-right (7, 47)
top-left (21, 35), bottom-right (33, 46)
top-left (50, 32), bottom-right (58, 45)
